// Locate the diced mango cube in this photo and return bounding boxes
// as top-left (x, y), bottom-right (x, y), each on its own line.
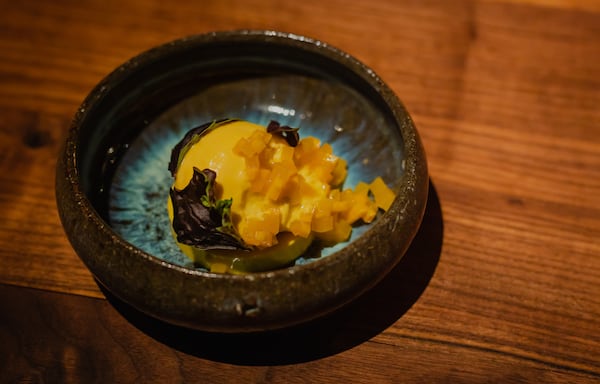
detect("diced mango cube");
top-left (273, 144), bottom-right (295, 164)
top-left (245, 155), bottom-right (261, 180)
top-left (340, 187), bottom-right (377, 224)
top-left (354, 181), bottom-right (370, 195)
top-left (294, 137), bottom-right (321, 166)
top-left (328, 189), bottom-right (351, 213)
top-left (233, 129), bottom-right (270, 158)
top-left (285, 174), bottom-right (318, 205)
top-left (311, 198), bottom-right (334, 233)
top-left (330, 157), bottom-right (347, 187)
top-left (262, 208), bottom-right (281, 234)
top-left (288, 207), bottom-right (314, 238)
top-left (311, 214), bottom-right (334, 233)
top-left (316, 219), bottom-right (352, 245)
top-left (289, 220), bottom-right (312, 238)
top-left (232, 137), bottom-right (252, 158)
top-left (239, 212), bottom-right (280, 248)
top-left (266, 162), bottom-right (297, 201)
top-left (305, 148), bottom-right (337, 182)
top-left (249, 168), bottom-right (270, 193)
top-left (370, 176), bottom-right (396, 210)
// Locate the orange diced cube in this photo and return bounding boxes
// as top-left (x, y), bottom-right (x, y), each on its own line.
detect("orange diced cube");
top-left (310, 198), bottom-right (334, 233)
top-left (259, 146), bottom-right (277, 168)
top-left (239, 216), bottom-right (278, 248)
top-left (245, 155), bottom-right (260, 180)
top-left (274, 144), bottom-right (295, 164)
top-left (360, 203), bottom-right (378, 223)
top-left (294, 136), bottom-right (321, 166)
top-left (354, 181), bottom-right (370, 195)
top-left (288, 207), bottom-right (314, 238)
top-left (321, 143), bottom-right (333, 154)
top-left (328, 189), bottom-right (349, 208)
top-left (316, 218), bottom-right (352, 244)
top-left (284, 174), bottom-right (315, 205)
top-left (249, 168), bottom-right (271, 193)
top-left (370, 177), bottom-right (396, 211)
top-left (266, 178), bottom-right (285, 201)
top-left (330, 157), bottom-right (347, 187)
top-left (283, 174), bottom-right (302, 205)
top-left (289, 220), bottom-right (312, 238)
top-left (266, 162), bottom-right (296, 201)
top-left (311, 214), bottom-right (334, 233)
top-left (314, 198), bottom-right (333, 218)
top-left (285, 173), bottom-right (320, 205)
top-left (262, 208), bottom-right (281, 235)
top-left (312, 166), bottom-right (334, 184)
top-left (233, 129), bottom-right (270, 158)
top-left (233, 137), bottom-right (253, 158)
top-left (340, 187), bottom-right (377, 224)
top-left (331, 198), bottom-right (351, 213)
top-left (249, 129), bottom-right (270, 149)
top-left (306, 147), bottom-right (337, 181)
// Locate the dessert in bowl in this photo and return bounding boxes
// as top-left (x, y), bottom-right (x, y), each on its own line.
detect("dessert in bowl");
top-left (55, 30), bottom-right (428, 332)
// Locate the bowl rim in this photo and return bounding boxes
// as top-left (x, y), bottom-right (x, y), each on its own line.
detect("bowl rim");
top-left (57, 29), bottom-right (428, 331)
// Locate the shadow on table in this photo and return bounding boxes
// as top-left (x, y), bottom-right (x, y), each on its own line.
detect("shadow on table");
top-left (103, 180), bottom-right (443, 365)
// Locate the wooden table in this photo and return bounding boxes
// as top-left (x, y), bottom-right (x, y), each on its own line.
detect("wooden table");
top-left (1, 0), bottom-right (599, 382)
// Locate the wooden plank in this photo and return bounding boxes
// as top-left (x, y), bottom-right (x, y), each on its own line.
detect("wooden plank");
top-left (485, 0), bottom-right (600, 12)
top-left (0, 0), bottom-right (599, 381)
top-left (1, 283), bottom-right (599, 383)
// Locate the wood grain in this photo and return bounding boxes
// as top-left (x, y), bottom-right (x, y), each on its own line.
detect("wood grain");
top-left (485, 0), bottom-right (600, 12)
top-left (0, 0), bottom-right (599, 382)
top-left (2, 280), bottom-right (599, 383)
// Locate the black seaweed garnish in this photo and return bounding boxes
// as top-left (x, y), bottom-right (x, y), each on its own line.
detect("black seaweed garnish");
top-left (267, 120), bottom-right (300, 147)
top-left (168, 118), bottom-right (238, 177)
top-left (169, 168), bottom-right (249, 250)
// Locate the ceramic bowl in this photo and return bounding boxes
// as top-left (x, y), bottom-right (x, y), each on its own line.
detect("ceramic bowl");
top-left (55, 30), bottom-right (428, 332)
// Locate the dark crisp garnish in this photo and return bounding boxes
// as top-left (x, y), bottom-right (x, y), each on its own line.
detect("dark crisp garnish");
top-left (168, 118), bottom-right (238, 177)
top-left (267, 120), bottom-right (300, 147)
top-left (169, 168), bottom-right (249, 250)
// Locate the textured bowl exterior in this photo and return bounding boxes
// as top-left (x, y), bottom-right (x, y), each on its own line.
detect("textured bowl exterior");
top-left (55, 30), bottom-right (428, 332)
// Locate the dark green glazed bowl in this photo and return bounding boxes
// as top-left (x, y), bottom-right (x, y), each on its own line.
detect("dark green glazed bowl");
top-left (55, 30), bottom-right (428, 332)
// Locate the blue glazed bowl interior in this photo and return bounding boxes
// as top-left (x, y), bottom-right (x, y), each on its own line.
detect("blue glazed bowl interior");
top-left (78, 34), bottom-right (405, 270)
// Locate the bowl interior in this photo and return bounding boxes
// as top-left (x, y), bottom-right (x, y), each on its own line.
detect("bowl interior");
top-left (77, 33), bottom-right (405, 270)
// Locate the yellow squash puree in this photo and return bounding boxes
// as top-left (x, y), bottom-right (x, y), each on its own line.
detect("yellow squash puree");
top-left (169, 120), bottom-right (396, 273)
